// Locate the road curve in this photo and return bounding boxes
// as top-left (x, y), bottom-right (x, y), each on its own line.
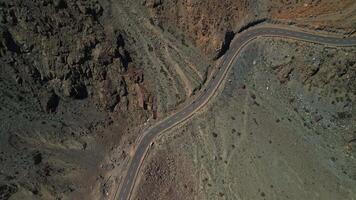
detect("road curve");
top-left (115, 26), bottom-right (356, 200)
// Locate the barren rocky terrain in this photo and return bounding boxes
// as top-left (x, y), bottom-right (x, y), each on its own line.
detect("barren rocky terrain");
top-left (1, 0), bottom-right (355, 199)
top-left (0, 0), bottom-right (210, 199)
top-left (146, 0), bottom-right (356, 57)
top-left (134, 38), bottom-right (356, 200)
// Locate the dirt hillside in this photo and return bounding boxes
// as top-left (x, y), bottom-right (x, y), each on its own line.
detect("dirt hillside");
top-left (1, 0), bottom-right (355, 199)
top-left (134, 37), bottom-right (356, 200)
top-left (146, 0), bottom-right (356, 57)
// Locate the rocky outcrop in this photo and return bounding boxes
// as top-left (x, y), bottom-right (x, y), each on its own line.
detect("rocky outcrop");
top-left (0, 184), bottom-right (18, 200)
top-left (214, 31), bottom-right (235, 60)
top-left (145, 0), bottom-right (355, 59)
top-left (144, 0), bottom-right (253, 57)
top-left (40, 90), bottom-right (60, 113)
top-left (0, 0), bottom-right (154, 199)
top-left (0, 27), bottom-right (20, 54)
top-left (0, 0), bottom-right (153, 113)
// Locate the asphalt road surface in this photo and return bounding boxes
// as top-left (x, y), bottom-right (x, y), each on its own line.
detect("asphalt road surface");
top-left (115, 25), bottom-right (356, 200)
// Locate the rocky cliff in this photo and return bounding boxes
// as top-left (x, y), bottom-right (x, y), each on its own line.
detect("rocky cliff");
top-left (0, 0), bottom-right (155, 199)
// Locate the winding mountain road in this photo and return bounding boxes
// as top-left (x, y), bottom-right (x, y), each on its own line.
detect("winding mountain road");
top-left (115, 25), bottom-right (356, 200)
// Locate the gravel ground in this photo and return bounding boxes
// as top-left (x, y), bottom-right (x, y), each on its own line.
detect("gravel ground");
top-left (133, 37), bottom-right (356, 200)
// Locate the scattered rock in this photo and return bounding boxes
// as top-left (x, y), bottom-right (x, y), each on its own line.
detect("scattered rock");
top-left (33, 152), bottom-right (42, 165)
top-left (0, 184), bottom-right (18, 200)
top-left (274, 65), bottom-right (294, 83)
top-left (0, 27), bottom-right (21, 54)
top-left (54, 0), bottom-right (67, 9)
top-left (45, 91), bottom-right (60, 113)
